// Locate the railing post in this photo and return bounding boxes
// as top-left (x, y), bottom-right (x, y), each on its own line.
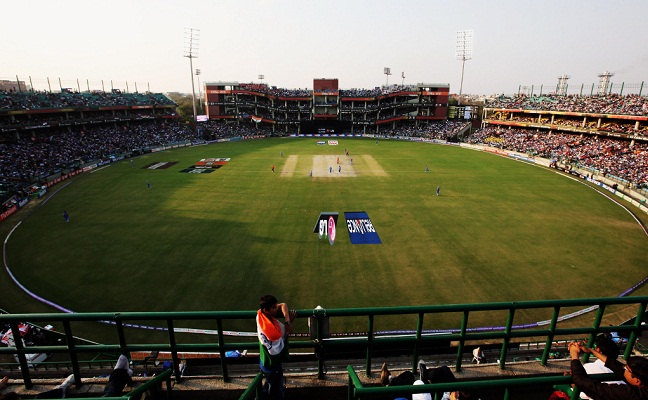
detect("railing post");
top-left (63, 320), bottom-right (82, 387)
top-left (625, 301), bottom-right (647, 359)
top-left (455, 311), bottom-right (469, 372)
top-left (540, 307), bottom-right (560, 366)
top-left (365, 314), bottom-right (374, 377)
top-left (166, 319), bottom-right (182, 382)
top-left (114, 315), bottom-right (127, 350)
top-left (412, 312), bottom-right (424, 372)
top-left (216, 318), bottom-right (229, 381)
top-left (10, 322), bottom-right (32, 388)
top-left (583, 305), bottom-right (605, 363)
top-left (499, 307), bottom-right (516, 369)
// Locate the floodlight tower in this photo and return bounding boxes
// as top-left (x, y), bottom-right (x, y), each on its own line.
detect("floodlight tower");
top-left (384, 67), bottom-right (392, 87)
top-left (557, 74), bottom-right (570, 95)
top-left (598, 70), bottom-right (614, 95)
top-left (195, 68), bottom-right (202, 114)
top-left (401, 72), bottom-right (405, 86)
top-left (184, 27), bottom-right (200, 133)
top-left (258, 74), bottom-right (265, 84)
top-left (456, 30), bottom-right (473, 106)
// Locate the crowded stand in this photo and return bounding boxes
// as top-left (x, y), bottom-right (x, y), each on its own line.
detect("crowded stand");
top-left (485, 93), bottom-right (648, 116)
top-left (465, 127), bottom-right (648, 188)
top-left (233, 85), bottom-right (422, 99)
top-left (0, 121), bottom-right (194, 184)
top-left (237, 83), bottom-right (312, 98)
top-left (340, 88), bottom-right (384, 98)
top-left (0, 90), bottom-right (175, 110)
top-left (380, 120), bottom-right (470, 140)
top-left (198, 119), bottom-right (275, 139)
top-left (0, 89), bottom-right (188, 211)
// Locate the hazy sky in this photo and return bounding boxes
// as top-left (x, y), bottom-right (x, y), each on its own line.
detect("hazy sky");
top-left (2, 0), bottom-right (646, 95)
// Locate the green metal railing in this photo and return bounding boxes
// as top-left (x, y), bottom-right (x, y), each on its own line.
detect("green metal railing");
top-left (347, 365), bottom-right (617, 400)
top-left (1, 296), bottom-right (646, 396)
top-left (238, 372), bottom-right (263, 400)
top-left (68, 368), bottom-right (173, 400)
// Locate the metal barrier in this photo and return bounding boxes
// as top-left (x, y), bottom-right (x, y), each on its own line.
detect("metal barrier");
top-left (1, 296), bottom-right (646, 393)
top-left (238, 372), bottom-right (263, 400)
top-left (346, 365), bottom-right (617, 400)
top-left (63, 368), bottom-right (173, 400)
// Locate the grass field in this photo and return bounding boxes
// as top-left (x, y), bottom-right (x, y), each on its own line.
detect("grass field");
top-left (3, 137), bottom-right (648, 334)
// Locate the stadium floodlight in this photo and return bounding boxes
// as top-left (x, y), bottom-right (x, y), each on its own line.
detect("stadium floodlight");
top-left (401, 72), bottom-right (405, 86)
top-left (184, 27), bottom-right (200, 131)
top-left (557, 74), bottom-right (570, 95)
top-left (384, 67), bottom-right (392, 87)
top-left (258, 74), bottom-right (265, 84)
top-left (598, 70), bottom-right (614, 95)
top-left (195, 69), bottom-right (202, 113)
top-left (456, 29), bottom-right (473, 105)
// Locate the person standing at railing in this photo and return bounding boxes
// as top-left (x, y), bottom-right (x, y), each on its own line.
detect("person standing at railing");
top-left (256, 295), bottom-right (296, 400)
top-left (569, 340), bottom-right (648, 399)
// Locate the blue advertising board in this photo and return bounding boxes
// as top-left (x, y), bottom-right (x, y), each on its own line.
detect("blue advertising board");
top-left (344, 211), bottom-right (382, 244)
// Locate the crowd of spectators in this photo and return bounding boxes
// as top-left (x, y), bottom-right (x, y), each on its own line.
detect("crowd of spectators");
top-left (233, 85), bottom-right (421, 99)
top-left (465, 127), bottom-right (648, 187)
top-left (198, 120), bottom-right (276, 139)
top-left (340, 88), bottom-right (383, 98)
top-left (0, 121), bottom-right (195, 186)
top-left (0, 90), bottom-right (175, 110)
top-left (485, 93), bottom-right (648, 116)
top-left (237, 84), bottom-right (312, 98)
top-left (381, 120), bottom-right (470, 141)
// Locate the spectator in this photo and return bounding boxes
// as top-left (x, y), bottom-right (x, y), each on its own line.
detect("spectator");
top-left (381, 361), bottom-right (481, 400)
top-left (568, 340), bottom-right (648, 399)
top-left (256, 295), bottom-right (296, 400)
top-left (102, 354), bottom-right (134, 397)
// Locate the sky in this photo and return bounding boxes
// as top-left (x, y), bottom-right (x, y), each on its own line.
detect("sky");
top-left (1, 0), bottom-right (647, 95)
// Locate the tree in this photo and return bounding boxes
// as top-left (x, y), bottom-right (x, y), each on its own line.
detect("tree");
top-left (165, 92), bottom-right (195, 125)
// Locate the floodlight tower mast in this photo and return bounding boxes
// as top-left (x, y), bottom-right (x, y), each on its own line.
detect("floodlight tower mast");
top-left (384, 67), bottom-right (392, 87)
top-left (184, 27), bottom-right (200, 134)
top-left (598, 70), bottom-right (614, 95)
top-left (456, 30), bottom-right (473, 106)
top-left (557, 75), bottom-right (570, 95)
top-left (195, 68), bottom-right (202, 114)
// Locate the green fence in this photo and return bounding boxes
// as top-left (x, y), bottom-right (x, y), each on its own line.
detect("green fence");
top-left (1, 296), bottom-right (646, 396)
top-left (347, 365), bottom-right (618, 400)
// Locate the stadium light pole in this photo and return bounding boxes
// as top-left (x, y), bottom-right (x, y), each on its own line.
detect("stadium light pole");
top-left (456, 30), bottom-right (473, 106)
top-left (184, 27), bottom-right (200, 135)
top-left (258, 74), bottom-right (264, 85)
top-left (384, 67), bottom-right (391, 87)
top-left (195, 68), bottom-right (202, 114)
top-left (557, 75), bottom-right (570, 95)
top-left (598, 70), bottom-right (614, 95)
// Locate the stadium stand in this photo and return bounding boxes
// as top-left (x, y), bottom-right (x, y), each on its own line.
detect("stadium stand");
top-left (484, 93), bottom-right (648, 116)
top-left (0, 90), bottom-right (189, 211)
top-left (465, 127), bottom-right (648, 188)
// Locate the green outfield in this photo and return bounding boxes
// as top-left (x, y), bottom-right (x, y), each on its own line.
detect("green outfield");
top-left (3, 137), bottom-right (648, 334)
